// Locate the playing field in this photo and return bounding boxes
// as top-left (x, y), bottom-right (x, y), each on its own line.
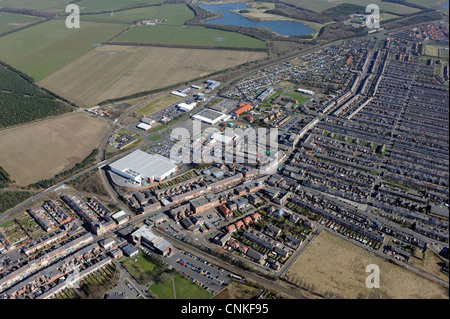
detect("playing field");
top-left (0, 20), bottom-right (127, 81)
top-left (0, 12), bottom-right (41, 34)
top-left (115, 25), bottom-right (267, 49)
top-left (282, 0), bottom-right (420, 14)
top-left (285, 230), bottom-right (448, 299)
top-left (38, 45), bottom-right (268, 106)
top-left (148, 274), bottom-right (213, 299)
top-left (0, 112), bottom-right (109, 185)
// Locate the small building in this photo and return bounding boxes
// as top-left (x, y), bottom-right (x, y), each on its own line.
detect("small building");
top-left (122, 244), bottom-right (138, 257)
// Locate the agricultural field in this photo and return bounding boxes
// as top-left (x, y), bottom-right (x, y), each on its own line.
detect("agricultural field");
top-left (0, 20), bottom-right (127, 81)
top-left (77, 0), bottom-right (164, 13)
top-left (82, 5), bottom-right (160, 23)
top-left (285, 230), bottom-right (448, 299)
top-left (38, 45), bottom-right (268, 106)
top-left (0, 112), bottom-right (109, 185)
top-left (0, 12), bottom-right (41, 34)
top-left (152, 3), bottom-right (195, 25)
top-left (115, 24), bottom-right (267, 49)
top-left (0, 0), bottom-right (71, 10)
top-left (281, 0), bottom-right (421, 15)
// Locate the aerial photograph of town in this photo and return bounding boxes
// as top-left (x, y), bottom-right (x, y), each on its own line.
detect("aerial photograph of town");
top-left (0, 0), bottom-right (448, 311)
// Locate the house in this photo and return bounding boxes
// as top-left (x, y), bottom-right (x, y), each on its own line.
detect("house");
top-left (251, 212), bottom-right (262, 223)
top-left (225, 224), bottom-right (236, 233)
top-left (234, 220), bottom-right (244, 230)
top-left (289, 213), bottom-right (301, 224)
top-left (266, 225), bottom-right (281, 238)
top-left (242, 216), bottom-right (253, 226)
top-left (214, 233), bottom-right (231, 247)
top-left (246, 248), bottom-right (266, 264)
top-left (218, 204), bottom-right (233, 218)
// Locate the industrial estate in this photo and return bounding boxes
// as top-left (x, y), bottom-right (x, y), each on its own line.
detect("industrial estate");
top-left (0, 0), bottom-right (448, 303)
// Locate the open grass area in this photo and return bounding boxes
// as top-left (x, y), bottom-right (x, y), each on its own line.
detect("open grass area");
top-left (0, 112), bottom-right (109, 185)
top-left (122, 251), bottom-right (159, 284)
top-left (285, 230), bottom-right (448, 299)
top-left (0, 0), bottom-right (70, 10)
top-left (115, 25), bottom-right (267, 49)
top-left (77, 0), bottom-right (164, 12)
top-left (423, 44), bottom-right (442, 58)
top-left (38, 45), bottom-right (267, 106)
top-left (0, 20), bottom-right (127, 81)
top-left (82, 6), bottom-right (160, 23)
top-left (0, 12), bottom-right (41, 34)
top-left (282, 0), bottom-right (421, 15)
top-left (152, 3), bottom-right (195, 25)
top-left (148, 273), bottom-right (213, 299)
top-left (135, 94), bottom-right (182, 117)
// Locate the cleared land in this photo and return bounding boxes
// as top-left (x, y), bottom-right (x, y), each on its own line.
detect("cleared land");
top-left (0, 20), bottom-right (127, 81)
top-left (0, 13), bottom-right (41, 34)
top-left (38, 45), bottom-right (267, 106)
top-left (0, 112), bottom-right (109, 185)
top-left (285, 230), bottom-right (448, 299)
top-left (135, 94), bottom-right (183, 117)
top-left (282, 0), bottom-right (420, 15)
top-left (115, 25), bottom-right (267, 49)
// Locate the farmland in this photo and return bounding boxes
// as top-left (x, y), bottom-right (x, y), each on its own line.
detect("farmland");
top-left (115, 25), bottom-right (267, 49)
top-left (0, 0), bottom-right (70, 10)
top-left (77, 0), bottom-right (164, 13)
top-left (82, 6), bottom-right (160, 23)
top-left (281, 0), bottom-right (421, 14)
top-left (285, 230), bottom-right (448, 299)
top-left (38, 45), bottom-right (268, 106)
top-left (0, 12), bottom-right (41, 34)
top-left (0, 112), bottom-right (109, 185)
top-left (0, 20), bottom-right (127, 81)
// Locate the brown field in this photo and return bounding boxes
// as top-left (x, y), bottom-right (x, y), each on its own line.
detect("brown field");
top-left (285, 230), bottom-right (448, 299)
top-left (38, 45), bottom-right (268, 107)
top-left (0, 112), bottom-right (109, 185)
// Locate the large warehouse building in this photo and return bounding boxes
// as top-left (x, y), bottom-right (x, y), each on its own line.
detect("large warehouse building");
top-left (192, 108), bottom-right (228, 125)
top-left (109, 150), bottom-right (177, 184)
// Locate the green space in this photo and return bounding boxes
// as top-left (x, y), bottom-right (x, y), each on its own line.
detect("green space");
top-left (121, 251), bottom-right (160, 284)
top-left (115, 25), bottom-right (267, 49)
top-left (0, 20), bottom-right (127, 81)
top-left (82, 6), bottom-right (160, 23)
top-left (0, 190), bottom-right (34, 214)
top-left (0, 64), bottom-right (72, 129)
top-left (77, 0), bottom-right (164, 13)
top-left (153, 3), bottom-right (195, 25)
top-left (0, 0), bottom-right (71, 10)
top-left (0, 12), bottom-right (41, 34)
top-left (283, 90), bottom-right (311, 104)
top-left (148, 273), bottom-right (213, 299)
top-left (281, 0), bottom-right (421, 15)
top-left (135, 94), bottom-right (182, 116)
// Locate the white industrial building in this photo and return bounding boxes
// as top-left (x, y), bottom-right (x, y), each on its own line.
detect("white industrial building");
top-left (177, 101), bottom-right (197, 112)
top-left (132, 226), bottom-right (173, 256)
top-left (296, 88), bottom-right (315, 95)
top-left (109, 150), bottom-right (177, 184)
top-left (192, 108), bottom-right (228, 125)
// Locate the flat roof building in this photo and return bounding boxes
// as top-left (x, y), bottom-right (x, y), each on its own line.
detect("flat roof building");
top-left (192, 108), bottom-right (228, 125)
top-left (110, 150), bottom-right (177, 184)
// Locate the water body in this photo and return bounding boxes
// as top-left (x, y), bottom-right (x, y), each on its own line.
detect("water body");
top-left (197, 3), bottom-right (314, 36)
top-left (444, 0), bottom-right (449, 9)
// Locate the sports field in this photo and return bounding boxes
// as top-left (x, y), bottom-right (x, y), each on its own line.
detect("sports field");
top-left (285, 230), bottom-right (448, 299)
top-left (0, 20), bottom-right (127, 81)
top-left (0, 112), bottom-right (109, 185)
top-left (282, 0), bottom-right (420, 14)
top-left (38, 45), bottom-right (267, 106)
top-left (148, 273), bottom-right (213, 299)
top-left (0, 13), bottom-right (41, 34)
top-left (115, 25), bottom-right (267, 49)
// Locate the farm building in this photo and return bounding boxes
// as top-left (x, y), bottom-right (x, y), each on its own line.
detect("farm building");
top-left (109, 150), bottom-right (177, 184)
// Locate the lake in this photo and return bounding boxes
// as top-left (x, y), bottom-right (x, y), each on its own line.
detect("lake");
top-left (444, 0), bottom-right (449, 9)
top-left (197, 3), bottom-right (315, 36)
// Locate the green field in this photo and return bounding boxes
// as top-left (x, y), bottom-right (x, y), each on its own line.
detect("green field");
top-left (148, 273), bottom-right (213, 299)
top-left (0, 0), bottom-right (70, 10)
top-left (0, 13), bottom-right (41, 34)
top-left (136, 94), bottom-right (183, 116)
top-left (77, 0), bottom-right (164, 12)
top-left (82, 6), bottom-right (160, 23)
top-left (116, 25), bottom-right (267, 49)
top-left (0, 20), bottom-right (127, 80)
top-left (282, 0), bottom-right (420, 14)
top-left (152, 3), bottom-right (195, 25)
